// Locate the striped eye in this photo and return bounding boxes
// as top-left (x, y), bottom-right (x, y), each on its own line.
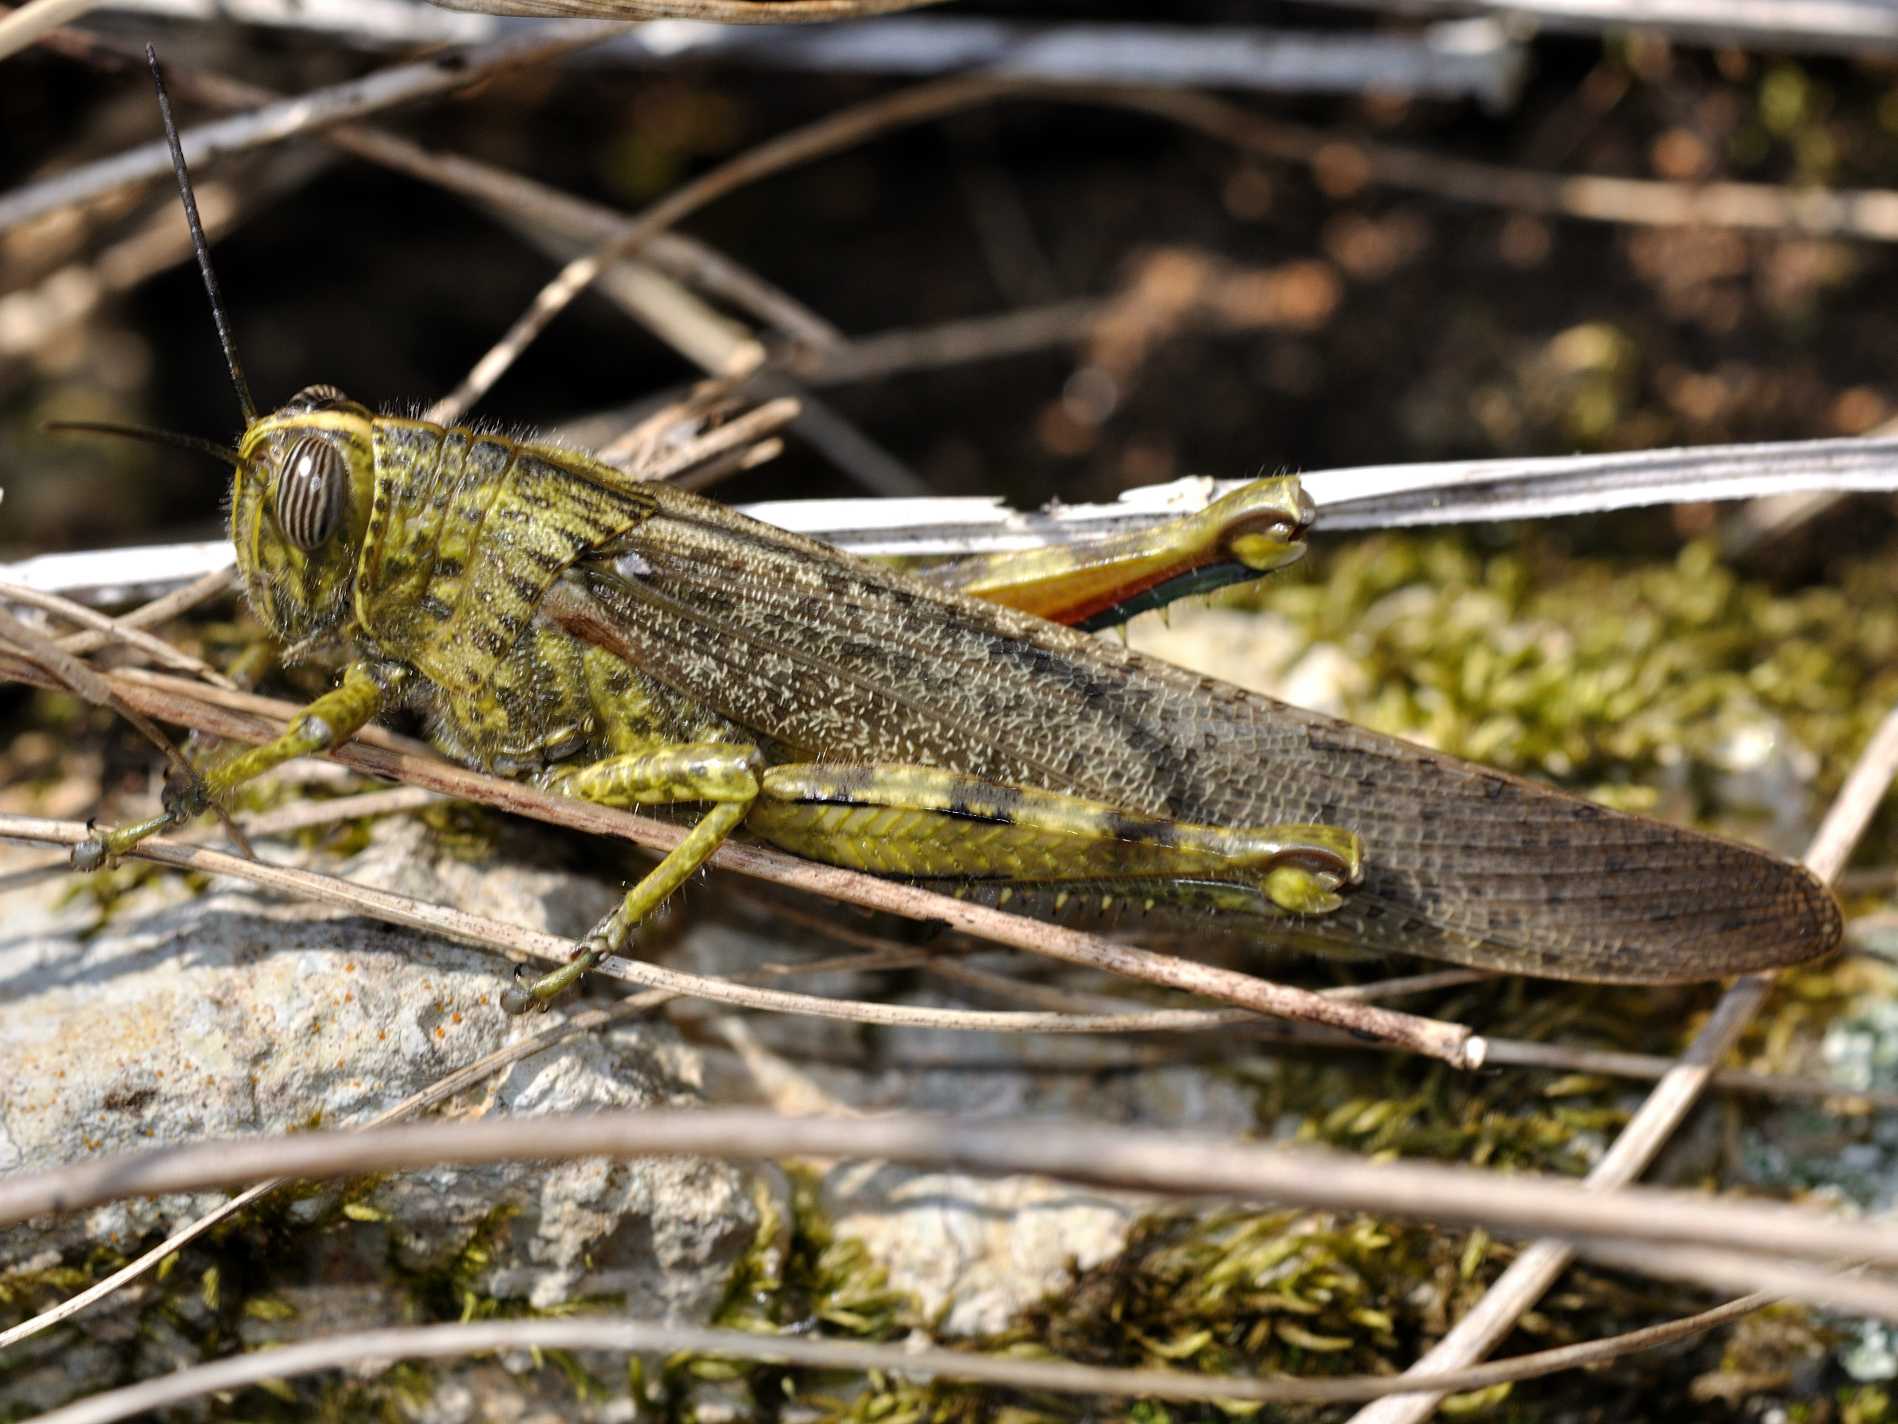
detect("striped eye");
top-left (274, 436), bottom-right (347, 551)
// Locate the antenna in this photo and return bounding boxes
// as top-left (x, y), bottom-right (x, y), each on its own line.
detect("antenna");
top-left (147, 44), bottom-right (256, 425)
top-left (45, 420), bottom-right (242, 467)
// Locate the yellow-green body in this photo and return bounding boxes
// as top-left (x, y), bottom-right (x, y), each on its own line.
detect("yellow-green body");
top-left (72, 47), bottom-right (1844, 1012)
top-left (84, 388), bottom-right (1842, 1005)
top-left (98, 390), bottom-right (1363, 1006)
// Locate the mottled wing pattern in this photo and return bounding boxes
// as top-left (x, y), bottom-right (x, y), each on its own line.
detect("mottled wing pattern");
top-left (561, 488), bottom-right (1837, 984)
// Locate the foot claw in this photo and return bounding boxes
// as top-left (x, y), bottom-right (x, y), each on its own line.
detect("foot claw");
top-left (500, 941), bottom-right (603, 1015)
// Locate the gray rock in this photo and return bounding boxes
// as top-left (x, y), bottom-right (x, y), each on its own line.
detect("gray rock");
top-left (0, 815), bottom-right (759, 1414)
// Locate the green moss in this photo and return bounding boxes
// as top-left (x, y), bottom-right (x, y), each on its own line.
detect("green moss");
top-left (1250, 531), bottom-right (1898, 857)
top-left (716, 1169), bottom-right (916, 1342)
top-left (641, 1169), bottom-right (926, 1418)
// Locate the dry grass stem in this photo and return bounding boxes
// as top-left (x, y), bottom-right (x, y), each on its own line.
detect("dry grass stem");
top-left (2, 579), bottom-right (233, 686)
top-left (18, 1294), bottom-right (1783, 1424)
top-left (51, 567), bottom-right (234, 657)
top-left (26, 27), bottom-right (917, 497)
top-left (0, 653), bottom-right (1480, 1063)
top-left (429, 75), bottom-right (1023, 422)
top-left (0, 23), bottom-right (632, 232)
top-left (37, 26), bottom-right (842, 351)
top-left (0, 606), bottom-right (256, 858)
top-left (444, 71), bottom-right (1898, 420)
top-left (2, 802), bottom-right (1480, 1058)
top-left (915, 953), bottom-right (1898, 1105)
top-left (0, 152), bottom-right (342, 360)
top-left (1294, 0), bottom-right (1898, 58)
top-left (14, 1109), bottom-right (1898, 1277)
top-left (233, 784), bottom-right (445, 837)
top-left (1579, 1244), bottom-right (1893, 1322)
top-left (1099, 85), bottom-right (1898, 242)
top-left (687, 901), bottom-right (1896, 1106)
top-left (631, 396), bottom-right (801, 484)
top-left (794, 297), bottom-right (1111, 384)
top-left (0, 940), bottom-right (915, 1350)
top-left (0, 0), bottom-right (92, 61)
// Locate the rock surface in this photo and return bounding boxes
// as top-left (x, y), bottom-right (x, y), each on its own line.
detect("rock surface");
top-left (0, 816), bottom-right (760, 1414)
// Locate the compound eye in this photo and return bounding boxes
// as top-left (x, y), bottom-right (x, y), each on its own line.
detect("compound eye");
top-left (288, 383), bottom-right (349, 411)
top-left (274, 435), bottom-right (347, 551)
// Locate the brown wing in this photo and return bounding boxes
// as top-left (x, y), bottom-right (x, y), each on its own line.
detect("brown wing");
top-left (542, 486), bottom-right (1839, 985)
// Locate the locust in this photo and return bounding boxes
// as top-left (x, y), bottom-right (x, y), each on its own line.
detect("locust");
top-left (66, 53), bottom-right (1842, 1014)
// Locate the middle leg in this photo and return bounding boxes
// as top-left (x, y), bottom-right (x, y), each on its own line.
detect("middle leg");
top-left (500, 741), bottom-right (762, 1012)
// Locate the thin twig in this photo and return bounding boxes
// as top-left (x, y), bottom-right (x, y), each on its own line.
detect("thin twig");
top-left (0, 656), bottom-right (1481, 1064)
top-left (675, 901), bottom-right (1898, 1108)
top-left (0, 608), bottom-right (256, 859)
top-left (1579, 1244), bottom-right (1895, 1324)
top-left (791, 297), bottom-right (1109, 384)
top-left (53, 566), bottom-right (234, 656)
top-left (1348, 701), bottom-right (1898, 1424)
top-left (631, 396), bottom-right (801, 484)
top-left (34, 31), bottom-right (1892, 256)
top-left (0, 940), bottom-right (913, 1351)
top-left (14, 1108), bottom-right (1898, 1268)
top-left (662, 434), bottom-right (784, 492)
top-left (1, 802), bottom-right (1479, 1063)
top-left (60, 2), bottom-right (1523, 105)
top-left (1481, 1037), bottom-right (1898, 1111)
top-left (0, 0), bottom-right (91, 61)
top-left (15, 1294), bottom-right (1783, 1424)
top-left (593, 358), bottom-right (765, 469)
top-left (0, 785), bottom-right (444, 866)
top-left (427, 75), bottom-right (1023, 424)
top-left (1095, 84), bottom-right (1898, 242)
top-left (38, 25), bottom-right (843, 351)
top-left (1296, 0), bottom-right (1898, 60)
top-left (30, 26), bottom-right (915, 496)
top-left (234, 784), bottom-right (443, 836)
top-left (430, 0), bottom-right (945, 20)
top-left (1, 580), bottom-right (233, 686)
top-left (0, 152), bottom-right (341, 360)
top-left (918, 950), bottom-right (1898, 1107)
top-left (0, 23), bottom-right (632, 233)
top-left (440, 70), bottom-right (1898, 418)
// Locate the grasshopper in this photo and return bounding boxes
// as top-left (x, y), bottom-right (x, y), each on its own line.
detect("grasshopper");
top-left (67, 54), bottom-right (1841, 1013)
